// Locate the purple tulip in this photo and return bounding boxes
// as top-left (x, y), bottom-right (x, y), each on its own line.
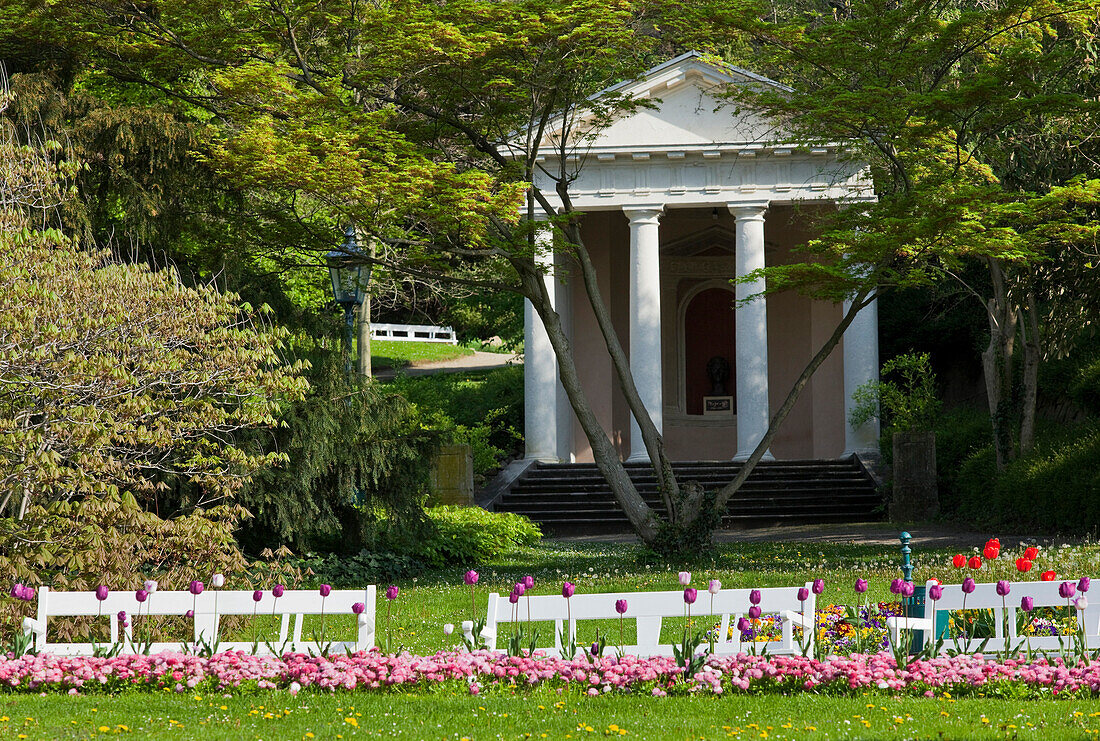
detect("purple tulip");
top-left (21, 586), bottom-right (34, 602)
top-left (748, 605), bottom-right (762, 620)
top-left (513, 582), bottom-right (526, 597)
top-left (812, 579), bottom-right (825, 595)
top-left (319, 584), bottom-right (332, 598)
top-left (889, 578), bottom-right (903, 595)
top-left (900, 581), bottom-right (915, 598)
top-left (117, 610), bottom-right (127, 622)
top-left (737, 617), bottom-right (751, 633)
top-left (749, 589), bottom-right (761, 605)
top-left (272, 584), bottom-right (285, 598)
top-left (508, 591), bottom-right (520, 604)
top-left (962, 578), bottom-right (976, 594)
top-left (185, 609), bottom-right (194, 618)
top-left (562, 582), bottom-right (575, 599)
top-left (615, 599), bottom-right (628, 615)
top-left (929, 585), bottom-right (943, 601)
top-left (10, 583), bottom-right (24, 600)
top-left (464, 570), bottom-right (479, 586)
top-left (590, 642), bottom-right (600, 656)
top-left (1079, 577), bottom-right (1091, 594)
top-left (95, 585), bottom-right (109, 601)
top-left (135, 589), bottom-right (149, 603)
top-left (386, 585), bottom-right (399, 601)
top-left (855, 578), bottom-right (868, 594)
top-left (252, 590), bottom-right (263, 603)
top-left (797, 587), bottom-right (809, 602)
top-left (523, 575), bottom-right (534, 590)
top-left (1021, 596), bottom-right (1034, 612)
top-left (352, 602), bottom-right (365, 615)
top-left (708, 579), bottom-right (721, 595)
top-left (189, 580), bottom-right (204, 596)
top-left (683, 588), bottom-right (698, 605)
top-left (1060, 581), bottom-right (1077, 599)
top-left (996, 580), bottom-right (1011, 597)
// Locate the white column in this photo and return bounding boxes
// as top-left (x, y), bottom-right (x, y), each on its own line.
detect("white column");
top-left (730, 202), bottom-right (773, 461)
top-left (842, 292), bottom-right (880, 456)
top-left (524, 222), bottom-right (558, 461)
top-left (624, 207), bottom-right (664, 463)
top-left (554, 251), bottom-right (575, 462)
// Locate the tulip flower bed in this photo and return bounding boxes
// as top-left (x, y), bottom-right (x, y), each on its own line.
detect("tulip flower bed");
top-left (6, 649), bottom-right (1100, 700)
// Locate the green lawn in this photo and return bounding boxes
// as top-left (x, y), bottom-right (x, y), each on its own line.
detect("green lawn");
top-left (371, 340), bottom-right (473, 370)
top-left (7, 688), bottom-right (1100, 739)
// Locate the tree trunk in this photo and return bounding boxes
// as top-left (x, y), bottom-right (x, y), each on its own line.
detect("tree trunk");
top-left (1019, 292), bottom-right (1041, 457)
top-left (981, 258), bottom-right (1017, 469)
top-left (715, 286), bottom-right (875, 509)
top-left (515, 256), bottom-right (661, 544)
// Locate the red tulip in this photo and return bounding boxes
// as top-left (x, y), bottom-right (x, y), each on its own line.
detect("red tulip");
top-left (968, 556), bottom-right (982, 569)
top-left (1041, 570), bottom-right (1057, 581)
top-left (952, 554), bottom-right (966, 569)
top-left (985, 538), bottom-right (1001, 551)
top-left (983, 545), bottom-right (1000, 560)
top-left (1015, 558), bottom-right (1033, 573)
top-left (1024, 546), bottom-right (1039, 560)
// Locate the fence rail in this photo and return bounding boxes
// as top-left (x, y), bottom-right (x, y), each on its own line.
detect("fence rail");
top-left (372, 323), bottom-right (458, 345)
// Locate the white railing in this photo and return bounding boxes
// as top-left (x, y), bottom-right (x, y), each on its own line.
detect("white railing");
top-left (475, 584), bottom-right (816, 658)
top-left (887, 579), bottom-right (1100, 654)
top-left (372, 323), bottom-right (458, 345)
top-left (22, 586), bottom-right (377, 655)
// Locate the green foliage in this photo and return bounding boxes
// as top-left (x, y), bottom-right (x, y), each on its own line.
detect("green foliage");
top-left (402, 506), bottom-right (542, 569)
top-left (0, 135), bottom-right (307, 518)
top-left (955, 423), bottom-right (1100, 534)
top-left (851, 353), bottom-right (942, 434)
top-left (236, 352), bottom-right (441, 554)
top-left (933, 408), bottom-right (994, 516)
top-left (389, 367), bottom-right (523, 479)
top-left (292, 550), bottom-right (424, 587)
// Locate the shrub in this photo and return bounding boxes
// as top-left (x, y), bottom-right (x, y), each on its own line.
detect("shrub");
top-left (236, 352), bottom-right (441, 554)
top-left (292, 549), bottom-right (424, 586)
top-left (954, 423), bottom-right (1100, 533)
top-left (403, 506), bottom-right (541, 568)
top-left (934, 407), bottom-right (993, 515)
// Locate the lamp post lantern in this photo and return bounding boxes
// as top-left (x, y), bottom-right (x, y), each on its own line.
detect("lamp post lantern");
top-left (327, 225), bottom-right (369, 375)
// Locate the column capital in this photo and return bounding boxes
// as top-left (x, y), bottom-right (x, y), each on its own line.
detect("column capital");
top-left (727, 201), bottom-right (770, 221)
top-left (623, 206), bottom-right (665, 225)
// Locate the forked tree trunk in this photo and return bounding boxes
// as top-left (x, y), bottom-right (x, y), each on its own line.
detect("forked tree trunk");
top-left (1019, 293), bottom-right (1041, 457)
top-left (982, 259), bottom-right (1018, 469)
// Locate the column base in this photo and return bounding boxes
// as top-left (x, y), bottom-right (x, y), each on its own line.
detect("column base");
top-left (841, 448), bottom-right (878, 459)
top-left (524, 453), bottom-right (560, 464)
top-left (625, 452), bottom-right (650, 464)
top-left (733, 450), bottom-right (775, 462)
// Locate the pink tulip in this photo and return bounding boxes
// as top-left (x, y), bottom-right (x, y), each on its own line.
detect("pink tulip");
top-left (889, 578), bottom-right (903, 595)
top-left (464, 570), bottom-right (479, 586)
top-left (708, 579), bottom-right (721, 595)
top-left (522, 575), bottom-right (534, 590)
top-left (855, 578), bottom-right (868, 593)
top-left (678, 572), bottom-right (691, 586)
top-left (900, 581), bottom-right (915, 598)
top-left (10, 583), bottom-right (24, 600)
top-left (512, 582), bottom-right (525, 598)
top-left (508, 591), bottom-right (520, 604)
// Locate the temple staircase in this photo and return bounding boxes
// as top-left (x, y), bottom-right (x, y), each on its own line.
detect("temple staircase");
top-left (489, 458), bottom-right (882, 535)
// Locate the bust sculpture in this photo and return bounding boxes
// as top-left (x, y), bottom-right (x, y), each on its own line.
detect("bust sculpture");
top-left (706, 355), bottom-right (730, 395)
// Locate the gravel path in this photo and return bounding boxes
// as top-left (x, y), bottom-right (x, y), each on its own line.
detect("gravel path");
top-left (374, 350), bottom-right (520, 379)
top-left (553, 522), bottom-right (1067, 549)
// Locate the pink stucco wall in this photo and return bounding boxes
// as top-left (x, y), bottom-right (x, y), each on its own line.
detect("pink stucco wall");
top-left (565, 205), bottom-right (847, 462)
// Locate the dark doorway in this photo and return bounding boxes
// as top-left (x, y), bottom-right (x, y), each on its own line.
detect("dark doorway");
top-left (684, 287), bottom-right (736, 415)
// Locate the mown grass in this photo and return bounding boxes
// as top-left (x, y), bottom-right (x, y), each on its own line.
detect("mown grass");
top-left (7, 687), bottom-right (1100, 739)
top-left (371, 340), bottom-right (473, 370)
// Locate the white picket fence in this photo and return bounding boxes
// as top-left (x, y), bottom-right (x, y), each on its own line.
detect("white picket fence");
top-left (888, 579), bottom-right (1100, 654)
top-left (372, 323), bottom-right (458, 345)
top-left (22, 586), bottom-right (377, 655)
top-left (475, 584), bottom-right (817, 658)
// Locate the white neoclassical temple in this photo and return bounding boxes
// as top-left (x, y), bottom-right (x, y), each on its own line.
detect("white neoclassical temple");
top-left (522, 52), bottom-right (880, 464)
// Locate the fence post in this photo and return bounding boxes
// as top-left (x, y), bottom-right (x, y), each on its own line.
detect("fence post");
top-left (900, 531), bottom-right (926, 653)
